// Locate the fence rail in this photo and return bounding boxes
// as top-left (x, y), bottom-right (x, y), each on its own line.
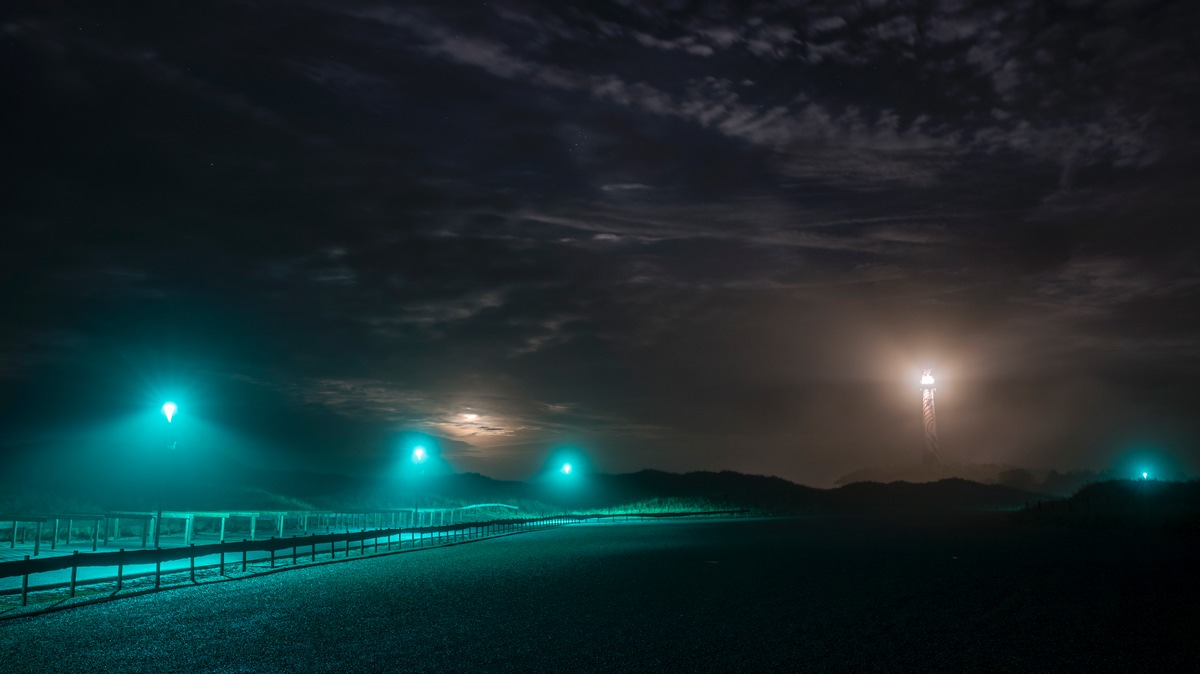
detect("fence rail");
top-left (1, 510), bottom-right (747, 607)
top-left (2, 505), bottom-right (525, 554)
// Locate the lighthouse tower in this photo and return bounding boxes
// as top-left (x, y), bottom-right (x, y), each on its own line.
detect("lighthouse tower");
top-left (920, 369), bottom-right (939, 465)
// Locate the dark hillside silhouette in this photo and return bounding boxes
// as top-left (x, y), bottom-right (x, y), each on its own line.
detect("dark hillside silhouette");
top-left (1020, 479), bottom-right (1200, 531)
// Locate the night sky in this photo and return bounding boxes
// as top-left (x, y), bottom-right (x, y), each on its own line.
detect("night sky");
top-left (3, 0), bottom-right (1198, 485)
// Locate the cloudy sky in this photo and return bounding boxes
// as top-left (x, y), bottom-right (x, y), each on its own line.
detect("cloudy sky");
top-left (2, 0), bottom-right (1198, 485)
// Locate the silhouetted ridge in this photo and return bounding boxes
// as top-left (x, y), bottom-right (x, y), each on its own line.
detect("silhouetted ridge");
top-left (588, 470), bottom-right (823, 510)
top-left (1021, 479), bottom-right (1200, 530)
top-left (829, 478), bottom-right (1042, 511)
top-left (2, 462), bottom-right (1046, 514)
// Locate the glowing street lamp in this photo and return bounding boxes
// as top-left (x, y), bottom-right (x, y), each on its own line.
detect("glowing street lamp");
top-left (412, 446), bottom-right (428, 464)
top-left (1142, 472), bottom-right (1149, 480)
top-left (561, 463), bottom-right (573, 475)
top-left (155, 402), bottom-right (178, 549)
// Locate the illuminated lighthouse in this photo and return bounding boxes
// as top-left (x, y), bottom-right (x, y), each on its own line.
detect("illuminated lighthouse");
top-left (920, 368), bottom-right (939, 464)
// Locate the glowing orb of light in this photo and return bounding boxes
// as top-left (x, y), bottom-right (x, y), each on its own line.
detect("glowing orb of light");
top-left (162, 402), bottom-right (177, 423)
top-left (463, 413), bottom-right (479, 421)
top-left (561, 463), bottom-right (572, 475)
top-left (920, 369), bottom-right (935, 386)
top-left (1143, 472), bottom-right (1149, 480)
top-left (412, 446), bottom-right (428, 464)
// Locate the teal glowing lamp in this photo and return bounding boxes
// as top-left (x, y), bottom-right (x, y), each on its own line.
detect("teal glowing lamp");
top-left (412, 446), bottom-right (428, 464)
top-left (561, 463), bottom-right (572, 475)
top-left (162, 401), bottom-right (177, 423)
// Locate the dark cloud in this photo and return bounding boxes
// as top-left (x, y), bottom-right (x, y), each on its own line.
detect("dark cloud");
top-left (1, 0), bottom-right (1198, 484)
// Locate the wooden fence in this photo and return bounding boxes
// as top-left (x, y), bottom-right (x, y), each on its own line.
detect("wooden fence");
top-left (0, 510), bottom-right (747, 607)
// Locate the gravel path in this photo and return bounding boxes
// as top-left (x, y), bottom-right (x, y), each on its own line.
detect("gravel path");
top-left (1, 516), bottom-right (1197, 672)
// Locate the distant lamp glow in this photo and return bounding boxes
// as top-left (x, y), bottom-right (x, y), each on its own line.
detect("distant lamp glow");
top-left (920, 372), bottom-right (935, 386)
top-left (463, 413), bottom-right (479, 421)
top-left (561, 463), bottom-right (572, 475)
top-left (412, 446), bottom-right (428, 464)
top-left (1142, 472), bottom-right (1149, 480)
top-left (162, 402), bottom-right (177, 423)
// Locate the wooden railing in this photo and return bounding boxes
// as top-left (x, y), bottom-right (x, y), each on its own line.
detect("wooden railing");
top-left (1, 510), bottom-right (748, 608)
top-left (1, 516), bottom-right (566, 606)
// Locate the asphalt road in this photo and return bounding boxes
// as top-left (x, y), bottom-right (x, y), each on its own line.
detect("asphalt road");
top-left (1, 516), bottom-right (1197, 672)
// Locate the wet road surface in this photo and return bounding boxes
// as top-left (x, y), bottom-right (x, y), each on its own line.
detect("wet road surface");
top-left (2, 516), bottom-right (1197, 672)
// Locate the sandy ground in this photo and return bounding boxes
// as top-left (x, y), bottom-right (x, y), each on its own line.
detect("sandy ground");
top-left (1, 515), bottom-right (1197, 672)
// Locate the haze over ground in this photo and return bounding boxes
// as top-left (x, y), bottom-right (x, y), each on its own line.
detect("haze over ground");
top-left (3, 1), bottom-right (1198, 486)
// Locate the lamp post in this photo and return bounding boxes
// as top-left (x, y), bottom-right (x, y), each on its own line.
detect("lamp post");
top-left (155, 402), bottom-right (177, 549)
top-left (412, 446), bottom-right (427, 526)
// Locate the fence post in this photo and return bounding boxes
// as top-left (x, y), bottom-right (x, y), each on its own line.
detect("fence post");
top-left (70, 550), bottom-right (79, 597)
top-left (270, 538), bottom-right (276, 568)
top-left (220, 550), bottom-right (225, 576)
top-left (242, 540), bottom-right (248, 572)
top-left (292, 537), bottom-right (298, 565)
top-left (117, 549), bottom-right (125, 591)
top-left (21, 555), bottom-right (29, 606)
top-left (190, 544), bottom-right (196, 582)
top-left (155, 559), bottom-right (162, 589)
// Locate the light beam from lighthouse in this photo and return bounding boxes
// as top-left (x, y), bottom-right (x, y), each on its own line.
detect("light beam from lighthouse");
top-left (920, 368), bottom-right (939, 465)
